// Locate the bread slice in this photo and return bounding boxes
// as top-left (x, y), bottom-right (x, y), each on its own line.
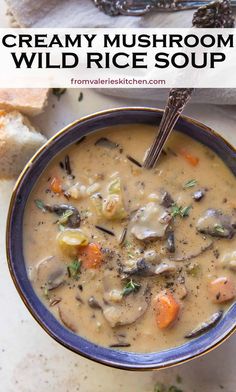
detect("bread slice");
top-left (0, 89), bottom-right (49, 116)
top-left (0, 110), bottom-right (47, 178)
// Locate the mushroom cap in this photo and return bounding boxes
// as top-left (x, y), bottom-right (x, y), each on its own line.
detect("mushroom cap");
top-left (102, 283), bottom-right (150, 328)
top-left (131, 202), bottom-right (171, 240)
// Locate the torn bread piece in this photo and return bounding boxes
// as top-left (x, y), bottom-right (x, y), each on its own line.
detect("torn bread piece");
top-left (0, 110), bottom-right (47, 178)
top-left (0, 89), bottom-right (49, 116)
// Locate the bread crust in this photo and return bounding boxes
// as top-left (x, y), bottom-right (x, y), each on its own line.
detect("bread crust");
top-left (0, 110), bottom-right (47, 178)
top-left (0, 89), bottom-right (49, 116)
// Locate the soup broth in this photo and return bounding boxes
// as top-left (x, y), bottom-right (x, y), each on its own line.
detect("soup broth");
top-left (23, 125), bottom-right (236, 353)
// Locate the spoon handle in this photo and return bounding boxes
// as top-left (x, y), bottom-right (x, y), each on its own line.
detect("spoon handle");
top-left (143, 88), bottom-right (194, 169)
top-left (93, 1), bottom-right (236, 16)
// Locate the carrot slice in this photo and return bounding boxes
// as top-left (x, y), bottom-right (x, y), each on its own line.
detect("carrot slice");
top-left (154, 290), bottom-right (180, 329)
top-left (79, 243), bottom-right (103, 269)
top-left (209, 277), bottom-right (235, 304)
top-left (180, 148), bottom-right (199, 167)
top-left (50, 176), bottom-right (62, 194)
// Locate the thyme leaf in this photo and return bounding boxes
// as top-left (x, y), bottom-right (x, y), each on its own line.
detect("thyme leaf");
top-left (180, 206), bottom-right (192, 217)
top-left (154, 383), bottom-right (183, 392)
top-left (186, 262), bottom-right (201, 277)
top-left (171, 204), bottom-right (191, 218)
top-left (183, 179), bottom-right (197, 189)
top-left (35, 199), bottom-right (46, 212)
top-left (67, 259), bottom-right (81, 279)
top-left (122, 279), bottom-right (141, 297)
top-left (214, 224), bottom-right (225, 234)
top-left (58, 209), bottom-right (74, 225)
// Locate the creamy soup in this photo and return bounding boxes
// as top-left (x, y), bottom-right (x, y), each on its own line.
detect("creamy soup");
top-left (23, 125), bottom-right (236, 353)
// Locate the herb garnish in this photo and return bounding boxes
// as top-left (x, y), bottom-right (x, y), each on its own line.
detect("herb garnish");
top-left (124, 240), bottom-right (132, 248)
top-left (58, 209), bottom-right (74, 225)
top-left (52, 88), bottom-right (67, 100)
top-left (67, 260), bottom-right (81, 279)
top-left (35, 199), bottom-right (46, 212)
top-left (214, 224), bottom-right (225, 234)
top-left (183, 179), bottom-right (197, 189)
top-left (154, 383), bottom-right (183, 392)
top-left (171, 204), bottom-right (191, 218)
top-left (122, 279), bottom-right (141, 297)
top-left (186, 262), bottom-right (201, 277)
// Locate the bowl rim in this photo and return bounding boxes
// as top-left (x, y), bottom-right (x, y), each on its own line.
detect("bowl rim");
top-left (6, 106), bottom-right (236, 371)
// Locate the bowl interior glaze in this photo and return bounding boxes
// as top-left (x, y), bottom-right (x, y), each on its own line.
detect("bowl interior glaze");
top-left (6, 108), bottom-right (236, 370)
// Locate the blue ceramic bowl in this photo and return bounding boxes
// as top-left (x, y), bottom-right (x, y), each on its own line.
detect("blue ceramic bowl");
top-left (6, 107), bottom-right (236, 370)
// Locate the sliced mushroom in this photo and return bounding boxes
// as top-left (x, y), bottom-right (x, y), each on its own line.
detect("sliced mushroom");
top-left (130, 202), bottom-right (172, 241)
top-left (185, 311), bottom-right (223, 339)
top-left (95, 137), bottom-right (119, 149)
top-left (172, 240), bottom-right (213, 262)
top-left (122, 258), bottom-right (155, 277)
top-left (58, 306), bottom-right (78, 333)
top-left (175, 284), bottom-right (188, 300)
top-left (75, 293), bottom-right (84, 304)
top-left (36, 256), bottom-right (66, 290)
top-left (49, 297), bottom-right (62, 307)
top-left (102, 269), bottom-right (124, 293)
top-left (104, 289), bottom-right (123, 303)
top-left (45, 203), bottom-right (81, 228)
top-left (160, 191), bottom-right (174, 208)
top-left (122, 258), bottom-right (176, 278)
top-left (143, 249), bottom-right (160, 263)
top-left (88, 296), bottom-right (102, 309)
top-left (102, 283), bottom-right (150, 327)
top-left (196, 209), bottom-right (234, 238)
top-left (166, 231), bottom-right (175, 253)
top-left (154, 261), bottom-right (177, 275)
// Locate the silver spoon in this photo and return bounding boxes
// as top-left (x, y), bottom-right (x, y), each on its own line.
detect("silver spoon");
top-left (93, 0), bottom-right (236, 16)
top-left (143, 88), bottom-right (194, 169)
top-left (143, 0), bottom-right (234, 169)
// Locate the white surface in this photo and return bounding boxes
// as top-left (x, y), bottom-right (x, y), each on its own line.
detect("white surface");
top-left (0, 3), bottom-right (236, 392)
